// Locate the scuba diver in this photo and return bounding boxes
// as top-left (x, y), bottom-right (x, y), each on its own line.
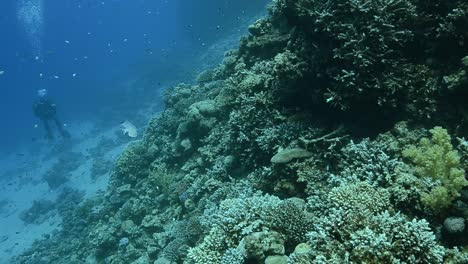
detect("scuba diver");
top-left (33, 89), bottom-right (71, 140)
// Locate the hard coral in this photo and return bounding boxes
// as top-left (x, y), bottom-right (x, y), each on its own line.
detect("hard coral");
top-left (307, 182), bottom-right (445, 263)
top-left (187, 194), bottom-right (311, 264)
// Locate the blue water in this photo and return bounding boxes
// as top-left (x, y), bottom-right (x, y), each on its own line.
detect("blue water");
top-left (0, 0), bottom-right (269, 154)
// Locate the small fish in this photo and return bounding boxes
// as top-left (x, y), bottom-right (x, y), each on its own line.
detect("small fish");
top-left (72, 73), bottom-right (77, 77)
top-left (35, 56), bottom-right (39, 60)
top-left (145, 49), bottom-right (153, 55)
top-left (83, 56), bottom-right (88, 59)
top-left (39, 73), bottom-right (43, 77)
top-left (0, 70), bottom-right (4, 75)
top-left (63, 123), bottom-right (68, 127)
top-left (64, 40), bottom-right (70, 44)
top-left (34, 124), bottom-right (38, 128)
top-left (53, 75), bottom-right (59, 79)
top-left (0, 236), bottom-right (8, 243)
top-left (123, 38), bottom-right (128, 42)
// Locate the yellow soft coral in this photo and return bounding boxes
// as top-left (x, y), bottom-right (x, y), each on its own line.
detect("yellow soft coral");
top-left (402, 126), bottom-right (468, 213)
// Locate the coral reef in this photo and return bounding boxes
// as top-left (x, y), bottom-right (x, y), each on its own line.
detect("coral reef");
top-left (14, 0), bottom-right (468, 263)
top-left (305, 182), bottom-right (445, 263)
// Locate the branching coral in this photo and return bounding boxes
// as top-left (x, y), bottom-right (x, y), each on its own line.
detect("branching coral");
top-left (306, 182), bottom-right (446, 263)
top-left (187, 194), bottom-right (312, 263)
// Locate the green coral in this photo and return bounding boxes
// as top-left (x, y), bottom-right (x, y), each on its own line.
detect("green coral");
top-left (402, 126), bottom-right (468, 212)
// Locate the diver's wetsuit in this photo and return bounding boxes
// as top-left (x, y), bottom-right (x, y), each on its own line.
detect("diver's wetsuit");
top-left (33, 98), bottom-right (71, 139)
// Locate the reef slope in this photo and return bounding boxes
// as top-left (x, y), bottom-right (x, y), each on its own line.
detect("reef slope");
top-left (15, 0), bottom-right (468, 263)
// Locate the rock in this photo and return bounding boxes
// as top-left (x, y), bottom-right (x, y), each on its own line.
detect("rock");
top-left (180, 138), bottom-right (192, 151)
top-left (193, 100), bottom-right (217, 115)
top-left (265, 255), bottom-right (288, 264)
top-left (273, 180), bottom-right (297, 195)
top-left (443, 217), bottom-right (465, 234)
top-left (85, 255), bottom-right (98, 264)
top-left (117, 184), bottom-right (132, 195)
top-left (121, 220), bottom-right (137, 235)
top-left (271, 148), bottom-right (312, 164)
top-left (188, 100), bottom-right (217, 121)
top-left (294, 243), bottom-right (312, 254)
top-left (132, 254), bottom-right (150, 264)
top-left (223, 155), bottom-right (236, 168)
top-left (243, 231), bottom-right (285, 260)
top-left (460, 189), bottom-right (468, 202)
top-left (453, 200), bottom-right (468, 218)
top-left (154, 257), bottom-right (172, 264)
